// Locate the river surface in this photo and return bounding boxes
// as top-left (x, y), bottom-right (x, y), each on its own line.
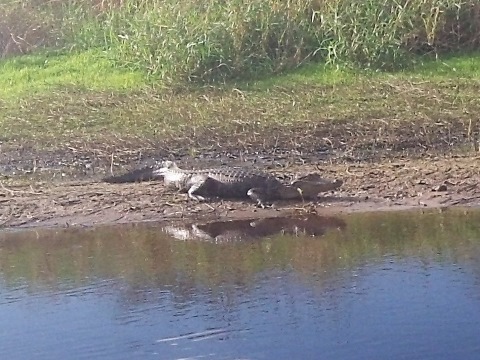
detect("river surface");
top-left (1, 209), bottom-right (479, 360)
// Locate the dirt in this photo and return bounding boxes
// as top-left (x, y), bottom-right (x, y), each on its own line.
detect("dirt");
top-left (1, 152), bottom-right (479, 229)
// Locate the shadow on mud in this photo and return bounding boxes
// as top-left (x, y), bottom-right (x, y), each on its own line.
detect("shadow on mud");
top-left (162, 214), bottom-right (346, 242)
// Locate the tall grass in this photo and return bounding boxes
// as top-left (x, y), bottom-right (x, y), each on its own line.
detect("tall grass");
top-left (98, 0), bottom-right (325, 82)
top-left (1, 0), bottom-right (479, 83)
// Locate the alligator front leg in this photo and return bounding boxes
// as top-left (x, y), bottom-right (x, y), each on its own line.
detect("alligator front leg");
top-left (187, 187), bottom-right (206, 202)
top-left (186, 175), bottom-right (211, 202)
top-left (246, 188), bottom-right (271, 208)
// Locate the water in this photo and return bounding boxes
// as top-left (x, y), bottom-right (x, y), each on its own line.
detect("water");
top-left (1, 209), bottom-right (480, 360)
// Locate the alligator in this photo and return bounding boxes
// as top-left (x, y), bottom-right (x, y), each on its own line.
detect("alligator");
top-left (104, 161), bottom-right (343, 207)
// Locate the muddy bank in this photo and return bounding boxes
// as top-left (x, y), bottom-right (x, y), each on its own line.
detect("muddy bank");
top-left (1, 154), bottom-right (478, 229)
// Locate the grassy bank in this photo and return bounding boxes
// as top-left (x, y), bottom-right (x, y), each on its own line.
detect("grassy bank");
top-left (0, 50), bottom-right (479, 159)
top-left (0, 0), bottom-right (479, 162)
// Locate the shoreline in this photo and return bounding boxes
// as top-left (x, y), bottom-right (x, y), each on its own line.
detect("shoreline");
top-left (2, 155), bottom-right (478, 230)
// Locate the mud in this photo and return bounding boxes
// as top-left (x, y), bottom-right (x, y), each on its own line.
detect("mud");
top-left (1, 154), bottom-right (478, 229)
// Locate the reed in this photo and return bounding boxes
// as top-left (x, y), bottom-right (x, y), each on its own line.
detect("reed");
top-left (1, 0), bottom-right (479, 82)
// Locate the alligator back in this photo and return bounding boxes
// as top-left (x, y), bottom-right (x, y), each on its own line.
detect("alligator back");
top-left (156, 164), bottom-right (284, 199)
top-left (201, 169), bottom-right (283, 199)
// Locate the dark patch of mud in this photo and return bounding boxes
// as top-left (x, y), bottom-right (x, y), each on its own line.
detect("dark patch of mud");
top-left (0, 116), bottom-right (476, 182)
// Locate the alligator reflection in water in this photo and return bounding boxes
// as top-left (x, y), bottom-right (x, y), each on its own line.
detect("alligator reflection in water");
top-left (162, 214), bottom-right (346, 242)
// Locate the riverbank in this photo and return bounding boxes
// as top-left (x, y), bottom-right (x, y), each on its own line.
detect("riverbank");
top-left (1, 52), bottom-right (479, 229)
top-left (1, 154), bottom-right (478, 229)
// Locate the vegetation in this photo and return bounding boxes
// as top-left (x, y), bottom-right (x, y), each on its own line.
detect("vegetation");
top-left (0, 52), bottom-right (478, 155)
top-left (2, 0), bottom-right (480, 83)
top-left (0, 0), bottom-right (479, 156)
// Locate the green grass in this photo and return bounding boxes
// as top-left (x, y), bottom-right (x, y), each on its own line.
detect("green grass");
top-left (407, 52), bottom-right (480, 79)
top-left (1, 50), bottom-right (478, 103)
top-left (0, 49), bottom-right (146, 101)
top-left (240, 52), bottom-right (480, 91)
top-left (0, 50), bottom-right (478, 158)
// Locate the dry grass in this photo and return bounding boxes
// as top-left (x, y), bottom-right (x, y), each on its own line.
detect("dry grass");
top-left (1, 70), bottom-right (479, 168)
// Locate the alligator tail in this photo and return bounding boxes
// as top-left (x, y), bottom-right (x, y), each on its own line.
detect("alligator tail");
top-left (103, 166), bottom-right (162, 183)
